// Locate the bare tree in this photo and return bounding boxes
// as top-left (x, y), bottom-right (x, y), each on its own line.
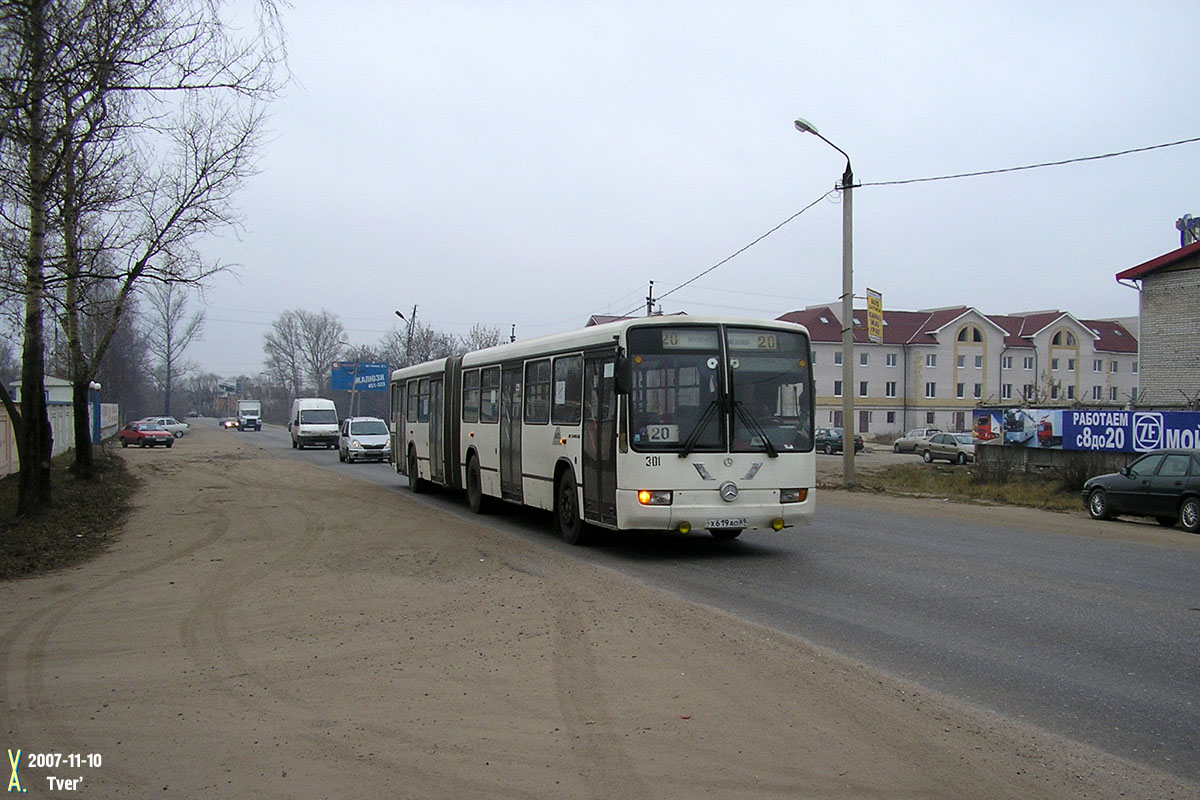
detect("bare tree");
top-left (263, 310), bottom-right (305, 396)
top-left (143, 281), bottom-right (204, 415)
top-left (459, 323), bottom-right (502, 353)
top-left (264, 309), bottom-right (346, 397)
top-left (0, 0), bottom-right (285, 507)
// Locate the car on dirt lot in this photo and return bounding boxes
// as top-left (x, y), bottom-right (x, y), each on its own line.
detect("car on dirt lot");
top-left (814, 427), bottom-right (863, 455)
top-left (338, 416), bottom-right (392, 463)
top-left (118, 421), bottom-right (174, 448)
top-left (138, 416), bottom-right (189, 438)
top-left (1082, 449), bottom-right (1200, 533)
top-left (921, 432), bottom-right (975, 464)
top-left (893, 427), bottom-right (942, 453)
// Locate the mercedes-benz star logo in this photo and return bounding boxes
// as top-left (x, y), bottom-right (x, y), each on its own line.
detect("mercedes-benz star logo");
top-left (719, 481), bottom-right (739, 503)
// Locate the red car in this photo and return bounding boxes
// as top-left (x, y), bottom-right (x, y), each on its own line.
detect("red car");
top-left (118, 421), bottom-right (174, 448)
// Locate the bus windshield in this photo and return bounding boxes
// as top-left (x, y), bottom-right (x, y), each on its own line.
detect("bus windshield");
top-left (728, 327), bottom-right (812, 453)
top-left (626, 324), bottom-right (812, 454)
top-left (627, 326), bottom-right (724, 452)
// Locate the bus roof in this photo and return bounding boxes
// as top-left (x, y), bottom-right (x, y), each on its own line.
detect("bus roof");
top-left (389, 315), bottom-right (810, 383)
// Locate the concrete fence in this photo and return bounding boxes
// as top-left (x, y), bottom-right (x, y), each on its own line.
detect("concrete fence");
top-left (0, 401), bottom-right (120, 478)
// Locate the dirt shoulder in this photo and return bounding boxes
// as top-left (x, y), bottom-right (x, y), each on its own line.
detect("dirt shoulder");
top-left (1, 429), bottom-right (1195, 798)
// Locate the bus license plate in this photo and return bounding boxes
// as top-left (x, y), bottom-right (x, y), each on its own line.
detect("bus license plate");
top-left (706, 517), bottom-right (748, 530)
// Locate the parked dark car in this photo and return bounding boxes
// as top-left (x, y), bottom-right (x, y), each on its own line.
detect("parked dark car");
top-left (117, 421), bottom-right (174, 448)
top-left (1082, 449), bottom-right (1200, 533)
top-left (814, 427), bottom-right (864, 455)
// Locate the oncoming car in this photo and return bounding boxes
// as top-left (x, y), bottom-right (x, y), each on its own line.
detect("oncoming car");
top-left (1082, 449), bottom-right (1200, 533)
top-left (339, 416), bottom-right (391, 463)
top-left (118, 421), bottom-right (174, 448)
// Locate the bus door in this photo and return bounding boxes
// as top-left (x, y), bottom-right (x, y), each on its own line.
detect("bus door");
top-left (583, 355), bottom-right (617, 525)
top-left (429, 377), bottom-right (444, 484)
top-left (500, 363), bottom-right (523, 502)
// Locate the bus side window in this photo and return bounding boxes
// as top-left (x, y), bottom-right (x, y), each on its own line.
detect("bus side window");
top-left (524, 359), bottom-right (551, 425)
top-left (406, 380), bottom-right (418, 423)
top-left (552, 355), bottom-right (583, 425)
top-left (480, 366), bottom-right (500, 423)
top-left (462, 369), bottom-right (480, 423)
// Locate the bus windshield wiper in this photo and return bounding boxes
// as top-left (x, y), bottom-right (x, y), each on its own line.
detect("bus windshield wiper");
top-left (677, 400), bottom-right (720, 459)
top-left (733, 401), bottom-right (778, 458)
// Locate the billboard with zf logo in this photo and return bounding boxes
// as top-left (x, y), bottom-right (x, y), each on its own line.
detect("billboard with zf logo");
top-left (974, 408), bottom-right (1200, 453)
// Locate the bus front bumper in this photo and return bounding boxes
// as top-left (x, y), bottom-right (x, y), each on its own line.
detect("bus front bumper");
top-left (615, 488), bottom-right (814, 533)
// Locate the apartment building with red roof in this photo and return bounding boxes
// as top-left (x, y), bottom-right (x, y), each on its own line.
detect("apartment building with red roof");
top-left (777, 305), bottom-right (1139, 436)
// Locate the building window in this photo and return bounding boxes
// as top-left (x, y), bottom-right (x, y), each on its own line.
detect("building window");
top-left (1092, 386), bottom-right (1102, 401)
top-left (1111, 361), bottom-right (1119, 373)
top-left (1002, 355), bottom-right (1013, 370)
top-left (1052, 330), bottom-right (1076, 346)
top-left (925, 382), bottom-right (937, 398)
top-left (1132, 361), bottom-right (1138, 374)
top-left (1067, 385), bottom-right (1075, 400)
top-left (926, 354), bottom-right (937, 368)
top-left (1051, 358), bottom-right (1059, 371)
top-left (1111, 386), bottom-right (1119, 401)
top-left (957, 355), bottom-right (965, 368)
top-left (886, 411), bottom-right (896, 424)
top-left (975, 355), bottom-right (983, 369)
top-left (957, 326), bottom-right (983, 342)
top-left (1022, 384), bottom-right (1034, 400)
top-left (973, 383), bottom-right (982, 399)
top-left (1093, 359), bottom-right (1103, 372)
top-left (1002, 383), bottom-right (1012, 400)
top-left (1067, 358), bottom-right (1075, 372)
top-left (833, 380), bottom-right (842, 397)
top-left (1023, 357), bottom-right (1034, 370)
top-left (1131, 387), bottom-right (1138, 402)
top-left (834, 351), bottom-right (843, 366)
top-left (885, 381), bottom-right (897, 398)
top-left (859, 381), bottom-right (868, 397)
top-left (1051, 384), bottom-right (1059, 400)
top-left (925, 411), bottom-right (935, 425)
top-left (956, 382), bottom-right (965, 399)
top-left (886, 353), bottom-right (897, 368)
top-left (860, 352), bottom-right (869, 367)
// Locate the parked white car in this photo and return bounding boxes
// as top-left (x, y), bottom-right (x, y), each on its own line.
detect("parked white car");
top-left (893, 427), bottom-right (942, 453)
top-left (139, 416), bottom-right (189, 438)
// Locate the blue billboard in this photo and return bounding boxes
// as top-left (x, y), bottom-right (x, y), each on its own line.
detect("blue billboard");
top-left (974, 408), bottom-right (1200, 454)
top-left (331, 362), bottom-right (389, 392)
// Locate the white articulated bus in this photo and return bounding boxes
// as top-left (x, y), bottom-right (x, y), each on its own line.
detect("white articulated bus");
top-left (389, 316), bottom-right (816, 544)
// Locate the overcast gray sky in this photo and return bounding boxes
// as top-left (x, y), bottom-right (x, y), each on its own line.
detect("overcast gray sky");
top-left (194, 0), bottom-right (1200, 377)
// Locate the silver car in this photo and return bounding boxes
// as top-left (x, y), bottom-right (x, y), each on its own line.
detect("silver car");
top-left (893, 427), bottom-right (942, 453)
top-left (921, 432), bottom-right (976, 464)
top-left (338, 416), bottom-right (392, 463)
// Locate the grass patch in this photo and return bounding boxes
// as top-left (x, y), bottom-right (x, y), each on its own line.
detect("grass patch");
top-left (0, 444), bottom-right (138, 579)
top-left (851, 463), bottom-right (1080, 512)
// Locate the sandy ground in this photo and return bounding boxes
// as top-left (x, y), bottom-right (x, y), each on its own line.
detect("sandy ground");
top-left (1, 429), bottom-right (1196, 799)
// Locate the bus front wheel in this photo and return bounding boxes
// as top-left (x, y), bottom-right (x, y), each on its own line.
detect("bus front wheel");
top-left (554, 470), bottom-right (587, 545)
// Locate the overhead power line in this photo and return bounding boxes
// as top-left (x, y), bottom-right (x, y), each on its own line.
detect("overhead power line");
top-left (860, 134), bottom-right (1200, 188)
top-left (624, 133), bottom-right (1200, 318)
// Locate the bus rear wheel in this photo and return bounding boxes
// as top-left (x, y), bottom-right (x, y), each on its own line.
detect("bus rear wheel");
top-left (407, 449), bottom-right (425, 494)
top-left (554, 470), bottom-right (587, 545)
top-left (466, 455), bottom-right (487, 514)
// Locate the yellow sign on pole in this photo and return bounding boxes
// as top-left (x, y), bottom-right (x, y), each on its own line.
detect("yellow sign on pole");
top-left (866, 288), bottom-right (883, 344)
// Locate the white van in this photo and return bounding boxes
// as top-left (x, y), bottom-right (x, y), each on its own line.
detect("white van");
top-left (289, 397), bottom-right (339, 449)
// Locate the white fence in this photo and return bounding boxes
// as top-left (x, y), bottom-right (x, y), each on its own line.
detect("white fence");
top-left (0, 401), bottom-right (120, 478)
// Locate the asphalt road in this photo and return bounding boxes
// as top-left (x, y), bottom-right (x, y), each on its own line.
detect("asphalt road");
top-left (238, 421), bottom-right (1200, 784)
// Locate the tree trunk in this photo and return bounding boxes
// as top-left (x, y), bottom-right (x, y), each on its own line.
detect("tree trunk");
top-left (71, 379), bottom-right (94, 477)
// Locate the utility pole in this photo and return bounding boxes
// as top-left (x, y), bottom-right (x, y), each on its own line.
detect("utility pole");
top-left (509, 324), bottom-right (516, 343)
top-left (645, 281), bottom-right (655, 316)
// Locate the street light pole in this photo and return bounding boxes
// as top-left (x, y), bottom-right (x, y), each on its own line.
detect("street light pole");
top-left (795, 118), bottom-right (856, 487)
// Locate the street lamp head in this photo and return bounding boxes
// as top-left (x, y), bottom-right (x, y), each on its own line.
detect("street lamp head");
top-left (794, 117), bottom-right (818, 135)
top-left (394, 310), bottom-right (406, 321)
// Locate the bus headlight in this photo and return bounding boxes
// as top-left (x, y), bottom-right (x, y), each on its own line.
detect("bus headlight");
top-left (780, 488), bottom-right (808, 504)
top-left (637, 490), bottom-right (673, 506)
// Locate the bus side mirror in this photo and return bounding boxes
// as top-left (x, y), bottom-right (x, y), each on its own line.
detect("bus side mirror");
top-left (615, 355), bottom-right (631, 395)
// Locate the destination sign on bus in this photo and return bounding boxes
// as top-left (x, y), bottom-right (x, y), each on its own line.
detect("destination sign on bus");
top-left (661, 329), bottom-right (719, 350)
top-left (727, 331), bottom-right (779, 351)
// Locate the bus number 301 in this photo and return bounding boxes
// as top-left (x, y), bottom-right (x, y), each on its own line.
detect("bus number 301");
top-left (645, 455), bottom-right (661, 467)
